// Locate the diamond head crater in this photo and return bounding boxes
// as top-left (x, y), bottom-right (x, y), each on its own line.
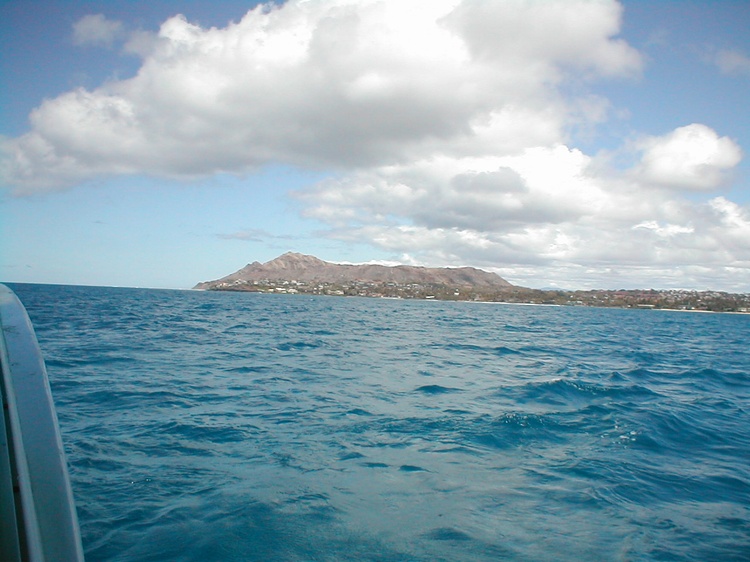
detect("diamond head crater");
top-left (195, 252), bottom-right (750, 313)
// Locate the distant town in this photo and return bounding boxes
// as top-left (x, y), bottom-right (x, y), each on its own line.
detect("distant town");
top-left (203, 278), bottom-right (750, 313)
top-left (196, 253), bottom-right (750, 313)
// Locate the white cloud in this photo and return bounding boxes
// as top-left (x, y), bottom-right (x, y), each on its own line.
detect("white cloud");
top-left (219, 229), bottom-right (295, 242)
top-left (711, 49), bottom-right (750, 77)
top-left (72, 14), bottom-right (125, 48)
top-left (632, 221), bottom-right (694, 237)
top-left (633, 124), bottom-right (742, 191)
top-left (444, 0), bottom-right (640, 78)
top-left (1, 0), bottom-right (641, 192)
top-left (297, 128), bottom-right (748, 288)
top-left (299, 146), bottom-right (607, 233)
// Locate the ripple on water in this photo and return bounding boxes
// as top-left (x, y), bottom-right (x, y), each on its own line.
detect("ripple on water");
top-left (8, 284), bottom-right (750, 562)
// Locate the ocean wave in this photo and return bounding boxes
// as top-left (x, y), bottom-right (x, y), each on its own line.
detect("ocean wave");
top-left (9, 284), bottom-right (750, 561)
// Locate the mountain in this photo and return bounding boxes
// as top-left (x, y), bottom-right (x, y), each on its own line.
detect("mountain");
top-left (194, 252), bottom-right (513, 290)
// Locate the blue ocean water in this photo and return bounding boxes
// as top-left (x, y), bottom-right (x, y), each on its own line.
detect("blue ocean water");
top-left (9, 283), bottom-right (750, 561)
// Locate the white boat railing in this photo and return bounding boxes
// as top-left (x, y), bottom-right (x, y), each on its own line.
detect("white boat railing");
top-left (0, 284), bottom-right (84, 562)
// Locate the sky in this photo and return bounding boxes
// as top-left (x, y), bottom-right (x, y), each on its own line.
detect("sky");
top-left (1, 0), bottom-right (749, 291)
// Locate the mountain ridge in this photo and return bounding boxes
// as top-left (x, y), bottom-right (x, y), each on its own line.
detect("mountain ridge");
top-left (193, 252), bottom-right (750, 311)
top-left (194, 252), bottom-right (513, 290)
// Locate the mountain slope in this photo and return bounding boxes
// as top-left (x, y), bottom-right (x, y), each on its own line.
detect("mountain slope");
top-left (194, 252), bottom-right (513, 290)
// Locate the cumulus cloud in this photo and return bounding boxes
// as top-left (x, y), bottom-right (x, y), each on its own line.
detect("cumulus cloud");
top-left (444, 0), bottom-right (640, 78)
top-left (72, 14), bottom-right (125, 48)
top-left (633, 124), bottom-right (742, 190)
top-left (1, 0), bottom-right (641, 192)
top-left (298, 147), bottom-right (607, 233)
top-left (296, 127), bottom-right (748, 288)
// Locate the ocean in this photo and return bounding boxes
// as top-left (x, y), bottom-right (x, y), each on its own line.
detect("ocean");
top-left (8, 283), bottom-right (750, 561)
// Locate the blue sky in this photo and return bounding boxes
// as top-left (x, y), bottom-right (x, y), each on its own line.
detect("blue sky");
top-left (2, 0), bottom-right (749, 291)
